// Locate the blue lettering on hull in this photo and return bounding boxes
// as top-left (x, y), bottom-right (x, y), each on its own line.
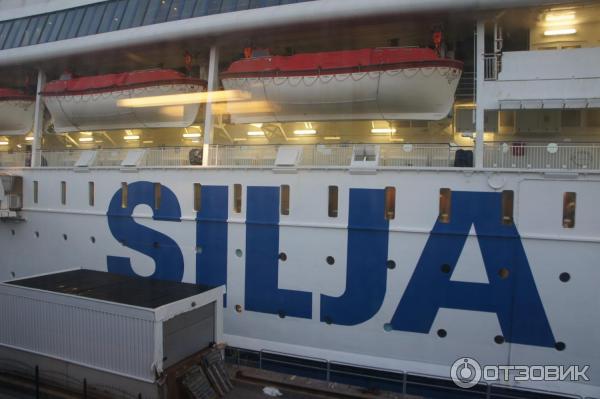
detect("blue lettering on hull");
top-left (390, 191), bottom-right (555, 347)
top-left (244, 186), bottom-right (312, 319)
top-left (321, 188), bottom-right (389, 325)
top-left (196, 185), bottom-right (229, 305)
top-left (106, 181), bottom-right (184, 282)
top-left (106, 184), bottom-right (555, 348)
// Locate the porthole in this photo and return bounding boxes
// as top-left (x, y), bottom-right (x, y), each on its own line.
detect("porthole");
top-left (441, 264), bottom-right (451, 274)
top-left (494, 335), bottom-right (505, 344)
top-left (559, 272), bottom-right (570, 283)
top-left (152, 242), bottom-right (160, 248)
top-left (235, 305), bottom-right (243, 313)
top-left (324, 316), bottom-right (333, 325)
top-left (326, 256), bottom-right (335, 265)
top-left (555, 342), bottom-right (566, 351)
top-left (278, 252), bottom-right (287, 261)
top-left (62, 234), bottom-right (67, 241)
top-left (90, 236), bottom-right (96, 244)
top-left (10, 229), bottom-right (15, 236)
top-left (278, 310), bottom-right (286, 319)
top-left (437, 329), bottom-right (447, 338)
top-left (386, 260), bottom-right (396, 270)
top-left (383, 323), bottom-right (393, 332)
top-left (235, 249), bottom-right (243, 258)
top-left (196, 245), bottom-right (203, 254)
top-left (35, 231), bottom-right (39, 238)
top-left (498, 268), bottom-right (510, 279)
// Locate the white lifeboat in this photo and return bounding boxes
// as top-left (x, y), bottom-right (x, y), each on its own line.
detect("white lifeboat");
top-left (0, 88), bottom-right (35, 135)
top-left (42, 69), bottom-right (206, 133)
top-left (221, 47), bottom-right (463, 123)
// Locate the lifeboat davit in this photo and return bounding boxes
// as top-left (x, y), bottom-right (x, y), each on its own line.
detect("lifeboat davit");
top-left (0, 88), bottom-right (35, 136)
top-left (221, 47), bottom-right (463, 123)
top-left (42, 69), bottom-right (205, 133)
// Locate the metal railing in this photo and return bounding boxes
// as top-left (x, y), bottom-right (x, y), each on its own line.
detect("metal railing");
top-left (0, 152), bottom-right (27, 168)
top-left (484, 142), bottom-right (600, 170)
top-left (225, 347), bottom-right (583, 399)
top-left (484, 53), bottom-right (499, 81)
top-left (5, 142), bottom-right (600, 171)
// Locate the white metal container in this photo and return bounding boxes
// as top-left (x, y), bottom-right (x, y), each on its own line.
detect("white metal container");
top-left (0, 269), bottom-right (224, 386)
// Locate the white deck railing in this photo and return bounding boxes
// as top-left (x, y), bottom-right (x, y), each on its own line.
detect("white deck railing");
top-left (483, 142), bottom-right (600, 170)
top-left (0, 152), bottom-right (27, 168)
top-left (3, 143), bottom-right (600, 171)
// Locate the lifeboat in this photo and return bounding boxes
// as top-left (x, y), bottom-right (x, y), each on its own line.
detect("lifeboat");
top-left (0, 88), bottom-right (35, 136)
top-left (221, 47), bottom-right (463, 123)
top-left (42, 69), bottom-right (205, 133)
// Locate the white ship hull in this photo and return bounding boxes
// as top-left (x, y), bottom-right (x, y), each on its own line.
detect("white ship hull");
top-left (222, 66), bottom-right (462, 123)
top-left (0, 99), bottom-right (34, 135)
top-left (0, 167), bottom-right (597, 398)
top-left (43, 84), bottom-right (203, 133)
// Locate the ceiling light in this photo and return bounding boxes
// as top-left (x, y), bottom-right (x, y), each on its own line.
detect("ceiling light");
top-left (545, 12), bottom-right (575, 22)
top-left (0, 141), bottom-right (9, 146)
top-left (25, 136), bottom-right (34, 141)
top-left (371, 128), bottom-right (397, 134)
top-left (123, 135), bottom-right (140, 140)
top-left (324, 136), bottom-right (341, 140)
top-left (233, 138), bottom-right (247, 142)
top-left (247, 130), bottom-right (265, 137)
top-left (117, 90), bottom-right (251, 108)
top-left (251, 123), bottom-right (263, 128)
top-left (142, 140), bottom-right (154, 144)
top-left (544, 28), bottom-right (576, 36)
top-left (80, 131), bottom-right (93, 136)
top-left (294, 129), bottom-right (317, 136)
top-left (183, 132), bottom-right (202, 139)
top-left (78, 137), bottom-right (93, 142)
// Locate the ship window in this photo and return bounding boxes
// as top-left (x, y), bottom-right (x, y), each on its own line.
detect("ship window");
top-left (0, 22), bottom-right (13, 49)
top-left (79, 4), bottom-right (105, 36)
top-left (121, 182), bottom-right (128, 208)
top-left (562, 192), bottom-right (576, 229)
top-left (21, 15), bottom-right (46, 46)
top-left (88, 182), bottom-right (95, 207)
top-left (121, 0), bottom-right (149, 28)
top-left (3, 19), bottom-right (27, 49)
top-left (154, 0), bottom-right (174, 22)
top-left (154, 183), bottom-right (161, 210)
top-left (280, 185), bottom-right (290, 215)
top-left (167, 0), bottom-right (185, 20)
top-left (328, 186), bottom-right (338, 218)
top-left (60, 181), bottom-right (66, 205)
top-left (439, 188), bottom-right (451, 223)
top-left (33, 181), bottom-right (38, 204)
top-left (179, 0), bottom-right (198, 19)
top-left (62, 8), bottom-right (85, 40)
top-left (384, 187), bottom-right (395, 220)
top-left (142, 0), bottom-right (163, 25)
top-left (97, 1), bottom-right (121, 33)
top-left (501, 190), bottom-right (514, 225)
top-left (194, 183), bottom-right (202, 212)
top-left (46, 12), bottom-right (66, 42)
top-left (234, 184), bottom-right (242, 213)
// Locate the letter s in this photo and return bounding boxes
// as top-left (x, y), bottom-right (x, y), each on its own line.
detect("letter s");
top-left (107, 181), bottom-right (184, 282)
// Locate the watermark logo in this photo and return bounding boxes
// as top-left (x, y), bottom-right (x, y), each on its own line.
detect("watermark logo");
top-left (450, 357), bottom-right (590, 388)
top-left (451, 357), bottom-right (482, 388)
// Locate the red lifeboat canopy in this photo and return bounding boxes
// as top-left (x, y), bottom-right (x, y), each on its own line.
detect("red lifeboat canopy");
top-left (222, 47), bottom-right (463, 78)
top-left (0, 88), bottom-right (34, 101)
top-left (42, 69), bottom-right (205, 96)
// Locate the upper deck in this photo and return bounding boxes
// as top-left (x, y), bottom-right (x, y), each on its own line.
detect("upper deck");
top-left (0, 0), bottom-right (598, 174)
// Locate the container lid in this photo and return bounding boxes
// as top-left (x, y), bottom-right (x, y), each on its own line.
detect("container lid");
top-left (7, 269), bottom-right (215, 309)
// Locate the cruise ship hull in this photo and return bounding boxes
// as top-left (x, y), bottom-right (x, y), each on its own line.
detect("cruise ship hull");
top-left (1, 167), bottom-right (597, 398)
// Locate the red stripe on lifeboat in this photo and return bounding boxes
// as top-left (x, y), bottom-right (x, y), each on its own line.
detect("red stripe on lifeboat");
top-left (221, 47), bottom-right (463, 78)
top-left (42, 69), bottom-right (206, 96)
top-left (0, 88), bottom-right (34, 101)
